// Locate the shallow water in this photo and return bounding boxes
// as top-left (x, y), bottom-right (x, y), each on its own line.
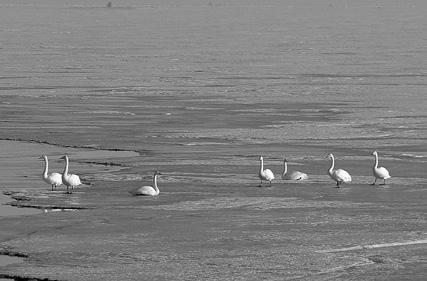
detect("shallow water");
top-left (0, 193), bottom-right (41, 217)
top-left (0, 255), bottom-right (23, 267)
top-left (0, 0), bottom-right (426, 280)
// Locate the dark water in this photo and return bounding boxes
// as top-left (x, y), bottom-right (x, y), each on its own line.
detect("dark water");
top-left (0, 0), bottom-right (426, 280)
top-left (1, 0), bottom-right (426, 152)
top-left (1, 0), bottom-right (425, 186)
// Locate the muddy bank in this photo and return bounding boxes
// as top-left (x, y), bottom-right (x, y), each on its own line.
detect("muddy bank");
top-left (0, 132), bottom-right (426, 281)
top-left (0, 141), bottom-right (426, 280)
top-left (0, 179), bottom-right (426, 281)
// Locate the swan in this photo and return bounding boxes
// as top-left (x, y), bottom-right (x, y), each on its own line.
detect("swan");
top-left (371, 151), bottom-right (391, 185)
top-left (327, 154), bottom-right (351, 187)
top-left (258, 156), bottom-right (275, 186)
top-left (282, 158), bottom-right (308, 180)
top-left (60, 155), bottom-right (81, 194)
top-left (40, 155), bottom-right (63, 191)
top-left (130, 171), bottom-right (162, 196)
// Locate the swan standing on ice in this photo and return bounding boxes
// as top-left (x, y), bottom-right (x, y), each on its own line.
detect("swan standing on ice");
top-left (40, 155), bottom-right (63, 191)
top-left (130, 171), bottom-right (162, 196)
top-left (327, 154), bottom-right (351, 187)
top-left (282, 158), bottom-right (308, 180)
top-left (371, 151), bottom-right (391, 185)
top-left (258, 156), bottom-right (275, 187)
top-left (60, 155), bottom-right (81, 194)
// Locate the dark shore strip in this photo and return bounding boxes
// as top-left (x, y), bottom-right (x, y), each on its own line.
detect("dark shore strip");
top-left (77, 160), bottom-right (128, 167)
top-left (0, 137), bottom-right (142, 154)
top-left (0, 273), bottom-right (61, 281)
top-left (0, 249), bottom-right (28, 259)
top-left (8, 202), bottom-right (93, 211)
top-left (3, 191), bottom-right (94, 211)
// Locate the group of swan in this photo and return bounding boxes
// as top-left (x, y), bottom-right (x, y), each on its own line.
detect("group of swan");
top-left (258, 156), bottom-right (309, 187)
top-left (258, 156), bottom-right (312, 187)
top-left (41, 151), bottom-right (390, 195)
top-left (41, 155), bottom-right (81, 194)
top-left (41, 155), bottom-right (161, 196)
top-left (259, 151), bottom-right (390, 187)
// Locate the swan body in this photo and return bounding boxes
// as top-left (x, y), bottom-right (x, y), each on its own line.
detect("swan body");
top-left (40, 155), bottom-right (62, 190)
top-left (60, 155), bottom-right (81, 194)
top-left (327, 154), bottom-right (351, 187)
top-left (282, 158), bottom-right (308, 180)
top-left (371, 151), bottom-right (391, 185)
top-left (258, 156), bottom-right (275, 186)
top-left (130, 171), bottom-right (161, 196)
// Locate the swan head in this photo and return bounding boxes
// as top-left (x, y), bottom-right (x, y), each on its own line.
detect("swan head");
top-left (39, 155), bottom-right (47, 160)
top-left (283, 158), bottom-right (288, 162)
top-left (259, 156), bottom-right (263, 161)
top-left (154, 170), bottom-right (162, 176)
top-left (326, 153), bottom-right (334, 159)
top-left (59, 155), bottom-right (69, 160)
top-left (372, 151), bottom-right (378, 156)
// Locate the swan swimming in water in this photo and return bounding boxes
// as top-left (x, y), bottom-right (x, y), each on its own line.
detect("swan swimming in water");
top-left (282, 158), bottom-right (308, 180)
top-left (40, 155), bottom-right (62, 191)
top-left (60, 155), bottom-right (81, 194)
top-left (258, 156), bottom-right (275, 187)
top-left (130, 171), bottom-right (162, 196)
top-left (371, 151), bottom-right (391, 185)
top-left (327, 154), bottom-right (351, 187)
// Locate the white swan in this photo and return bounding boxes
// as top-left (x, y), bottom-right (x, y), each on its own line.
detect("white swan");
top-left (60, 155), bottom-right (81, 194)
top-left (327, 154), bottom-right (351, 187)
top-left (130, 171), bottom-right (162, 196)
top-left (40, 155), bottom-right (62, 191)
top-left (282, 158), bottom-right (308, 180)
top-left (371, 151), bottom-right (391, 185)
top-left (258, 156), bottom-right (275, 186)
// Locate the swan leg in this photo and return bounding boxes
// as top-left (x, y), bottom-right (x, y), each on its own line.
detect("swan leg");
top-left (269, 180), bottom-right (272, 187)
top-left (51, 184), bottom-right (54, 191)
top-left (371, 178), bottom-right (377, 185)
top-left (381, 179), bottom-right (386, 185)
top-left (336, 182), bottom-right (340, 188)
top-left (259, 180), bottom-right (262, 187)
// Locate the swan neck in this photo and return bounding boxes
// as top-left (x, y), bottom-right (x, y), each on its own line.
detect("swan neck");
top-left (153, 175), bottom-right (159, 194)
top-left (63, 157), bottom-right (69, 175)
top-left (374, 154), bottom-right (378, 168)
top-left (260, 158), bottom-right (264, 173)
top-left (283, 160), bottom-right (288, 174)
top-left (43, 157), bottom-right (48, 177)
top-left (328, 156), bottom-right (335, 174)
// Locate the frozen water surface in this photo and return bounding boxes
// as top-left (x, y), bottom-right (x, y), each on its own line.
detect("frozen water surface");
top-left (0, 0), bottom-right (426, 280)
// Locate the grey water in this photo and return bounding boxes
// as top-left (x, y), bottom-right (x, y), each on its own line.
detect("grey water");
top-left (1, 0), bottom-right (426, 151)
top-left (0, 255), bottom-right (23, 268)
top-left (0, 0), bottom-right (426, 212)
top-left (0, 1), bottom-right (426, 280)
top-left (0, 193), bottom-right (41, 217)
